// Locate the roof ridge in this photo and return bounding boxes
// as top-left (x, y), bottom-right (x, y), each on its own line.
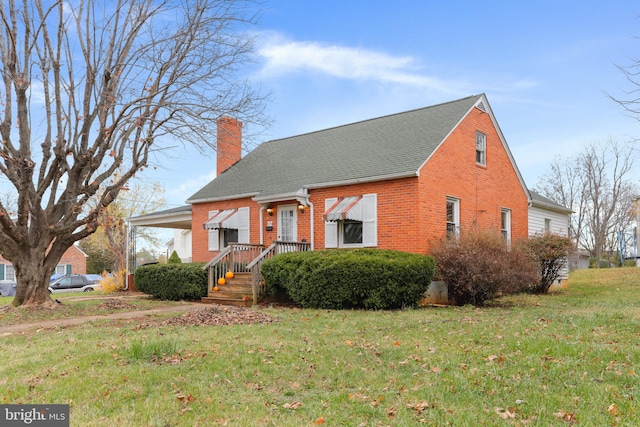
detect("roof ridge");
top-left (265, 94), bottom-right (483, 144)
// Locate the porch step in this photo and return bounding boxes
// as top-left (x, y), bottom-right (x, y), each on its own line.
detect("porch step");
top-left (202, 272), bottom-right (255, 306)
top-left (201, 296), bottom-right (252, 307)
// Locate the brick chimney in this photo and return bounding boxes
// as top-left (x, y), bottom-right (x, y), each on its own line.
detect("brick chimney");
top-left (216, 116), bottom-right (243, 176)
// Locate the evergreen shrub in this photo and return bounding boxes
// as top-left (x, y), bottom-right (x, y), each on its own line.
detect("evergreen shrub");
top-left (261, 249), bottom-right (435, 309)
top-left (135, 262), bottom-right (207, 300)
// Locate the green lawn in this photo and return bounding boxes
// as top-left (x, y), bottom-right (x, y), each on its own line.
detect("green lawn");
top-left (1, 268), bottom-right (639, 426)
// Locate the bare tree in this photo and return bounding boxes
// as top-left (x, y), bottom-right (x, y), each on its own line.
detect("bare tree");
top-left (0, 0), bottom-right (266, 307)
top-left (536, 139), bottom-right (638, 263)
top-left (79, 181), bottom-right (166, 273)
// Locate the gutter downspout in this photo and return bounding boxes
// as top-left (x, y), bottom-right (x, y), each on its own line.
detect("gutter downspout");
top-left (307, 200), bottom-right (315, 250)
top-left (259, 206), bottom-right (265, 245)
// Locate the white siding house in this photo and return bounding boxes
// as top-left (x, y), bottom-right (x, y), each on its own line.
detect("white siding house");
top-left (528, 190), bottom-right (573, 287)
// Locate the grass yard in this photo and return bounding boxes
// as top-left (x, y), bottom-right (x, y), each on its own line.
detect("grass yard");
top-left (1, 268), bottom-right (639, 426)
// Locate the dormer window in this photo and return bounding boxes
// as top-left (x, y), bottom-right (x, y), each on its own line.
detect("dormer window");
top-left (476, 132), bottom-right (486, 166)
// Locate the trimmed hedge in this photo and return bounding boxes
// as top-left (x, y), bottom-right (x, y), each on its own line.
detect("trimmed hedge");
top-left (135, 262), bottom-right (207, 300)
top-left (261, 249), bottom-right (435, 309)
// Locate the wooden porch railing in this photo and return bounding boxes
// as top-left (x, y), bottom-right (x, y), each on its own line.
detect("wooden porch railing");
top-left (204, 241), bottom-right (311, 305)
top-left (203, 243), bottom-right (265, 298)
top-left (245, 241), bottom-right (311, 304)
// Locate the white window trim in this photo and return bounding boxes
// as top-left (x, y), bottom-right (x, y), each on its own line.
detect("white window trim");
top-left (476, 131), bottom-right (486, 166)
top-left (446, 197), bottom-right (460, 238)
top-left (207, 207), bottom-right (250, 251)
top-left (501, 208), bottom-right (512, 247)
top-left (324, 194), bottom-right (377, 248)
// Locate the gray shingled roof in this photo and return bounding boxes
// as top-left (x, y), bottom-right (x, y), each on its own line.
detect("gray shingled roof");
top-left (529, 190), bottom-right (573, 213)
top-left (187, 95), bottom-right (483, 203)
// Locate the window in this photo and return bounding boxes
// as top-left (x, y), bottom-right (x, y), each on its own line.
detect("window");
top-left (501, 209), bottom-right (511, 246)
top-left (206, 207), bottom-right (250, 251)
top-left (324, 194), bottom-right (377, 248)
top-left (55, 265), bottom-right (68, 275)
top-left (544, 218), bottom-right (551, 232)
top-left (446, 197), bottom-right (460, 238)
top-left (476, 132), bottom-right (486, 166)
top-left (342, 220), bottom-right (363, 245)
top-left (5, 265), bottom-right (14, 281)
top-left (222, 228), bottom-right (239, 247)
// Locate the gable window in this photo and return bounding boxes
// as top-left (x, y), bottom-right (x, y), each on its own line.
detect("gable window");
top-left (501, 208), bottom-right (511, 246)
top-left (324, 194), bottom-right (377, 248)
top-left (205, 208), bottom-right (250, 251)
top-left (446, 197), bottom-right (460, 238)
top-left (476, 132), bottom-right (486, 166)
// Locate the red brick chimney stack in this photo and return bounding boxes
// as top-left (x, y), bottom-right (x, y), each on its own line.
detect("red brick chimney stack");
top-left (216, 116), bottom-right (243, 176)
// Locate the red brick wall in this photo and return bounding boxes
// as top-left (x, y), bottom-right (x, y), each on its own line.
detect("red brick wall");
top-left (417, 107), bottom-right (528, 251)
top-left (0, 245), bottom-right (87, 276)
top-left (191, 106), bottom-right (528, 259)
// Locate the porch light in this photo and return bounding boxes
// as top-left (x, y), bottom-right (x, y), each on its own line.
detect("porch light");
top-left (266, 207), bottom-right (274, 216)
top-left (298, 204), bottom-right (306, 214)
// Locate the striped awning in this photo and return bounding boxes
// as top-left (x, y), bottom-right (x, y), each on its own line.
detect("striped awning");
top-left (323, 196), bottom-right (363, 222)
top-left (203, 209), bottom-right (238, 230)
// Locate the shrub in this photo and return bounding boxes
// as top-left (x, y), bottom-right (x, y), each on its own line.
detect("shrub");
top-left (167, 250), bottom-right (182, 264)
top-left (261, 249), bottom-right (435, 310)
top-left (135, 263), bottom-right (207, 300)
top-left (431, 230), bottom-right (538, 306)
top-left (99, 269), bottom-right (125, 294)
top-left (518, 233), bottom-right (574, 294)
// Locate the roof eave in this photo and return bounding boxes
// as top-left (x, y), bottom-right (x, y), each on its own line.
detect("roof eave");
top-left (186, 192), bottom-right (260, 205)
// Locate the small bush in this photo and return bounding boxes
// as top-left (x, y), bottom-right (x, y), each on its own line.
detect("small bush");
top-left (99, 269), bottom-right (125, 294)
top-left (431, 230), bottom-right (538, 306)
top-left (518, 233), bottom-right (574, 294)
top-left (167, 250), bottom-right (182, 264)
top-left (135, 263), bottom-right (207, 300)
top-left (261, 249), bottom-right (435, 310)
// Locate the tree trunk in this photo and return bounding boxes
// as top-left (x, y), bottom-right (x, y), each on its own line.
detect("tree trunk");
top-left (11, 257), bottom-right (57, 309)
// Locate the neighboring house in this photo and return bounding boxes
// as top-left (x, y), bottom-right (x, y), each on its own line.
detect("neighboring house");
top-left (528, 190), bottom-right (573, 287)
top-left (0, 244), bottom-right (87, 280)
top-left (128, 94), bottom-right (573, 303)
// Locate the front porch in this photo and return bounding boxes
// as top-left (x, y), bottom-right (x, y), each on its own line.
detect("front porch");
top-left (201, 241), bottom-right (310, 306)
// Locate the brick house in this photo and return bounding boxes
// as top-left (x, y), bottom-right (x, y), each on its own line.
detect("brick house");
top-left (188, 94), bottom-right (528, 259)
top-left (129, 94), bottom-right (571, 304)
top-left (0, 245), bottom-right (87, 281)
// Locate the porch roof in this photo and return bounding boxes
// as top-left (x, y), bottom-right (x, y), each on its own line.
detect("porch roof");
top-left (127, 205), bottom-right (192, 229)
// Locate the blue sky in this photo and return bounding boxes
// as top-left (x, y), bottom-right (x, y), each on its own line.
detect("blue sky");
top-left (145, 1), bottom-right (640, 212)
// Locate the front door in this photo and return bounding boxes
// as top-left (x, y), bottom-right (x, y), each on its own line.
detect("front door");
top-left (277, 205), bottom-right (297, 242)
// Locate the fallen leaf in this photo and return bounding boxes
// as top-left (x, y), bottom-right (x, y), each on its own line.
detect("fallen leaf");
top-left (495, 407), bottom-right (516, 419)
top-left (608, 403), bottom-right (619, 416)
top-left (282, 401), bottom-right (303, 410)
top-left (315, 417), bottom-right (325, 424)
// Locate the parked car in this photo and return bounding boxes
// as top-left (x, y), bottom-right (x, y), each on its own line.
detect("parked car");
top-left (0, 280), bottom-right (16, 296)
top-left (48, 274), bottom-right (102, 293)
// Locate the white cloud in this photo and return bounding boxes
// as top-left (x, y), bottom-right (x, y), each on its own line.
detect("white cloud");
top-left (257, 36), bottom-right (454, 92)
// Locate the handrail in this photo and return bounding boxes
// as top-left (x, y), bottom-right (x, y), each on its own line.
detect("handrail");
top-left (204, 241), bottom-right (311, 304)
top-left (246, 243), bottom-right (277, 270)
top-left (202, 246), bottom-right (231, 270)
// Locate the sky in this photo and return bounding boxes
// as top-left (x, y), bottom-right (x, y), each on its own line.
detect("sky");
top-left (142, 0), bottom-right (640, 215)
